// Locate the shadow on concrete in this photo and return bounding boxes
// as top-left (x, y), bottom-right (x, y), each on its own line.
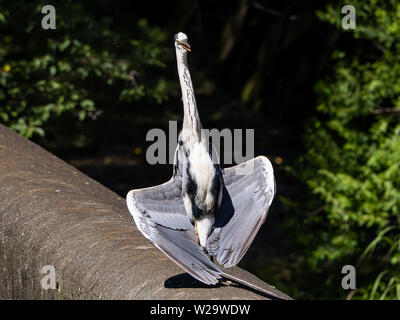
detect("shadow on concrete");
top-left (165, 273), bottom-right (286, 300)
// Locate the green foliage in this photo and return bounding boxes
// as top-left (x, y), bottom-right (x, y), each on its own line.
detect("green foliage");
top-left (285, 0), bottom-right (400, 299)
top-left (0, 1), bottom-right (170, 138)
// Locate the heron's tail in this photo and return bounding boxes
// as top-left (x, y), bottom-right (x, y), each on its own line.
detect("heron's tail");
top-left (220, 272), bottom-right (285, 300)
top-left (205, 227), bottom-right (220, 255)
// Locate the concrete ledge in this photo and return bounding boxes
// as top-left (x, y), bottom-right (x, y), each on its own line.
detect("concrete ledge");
top-left (0, 124), bottom-right (291, 300)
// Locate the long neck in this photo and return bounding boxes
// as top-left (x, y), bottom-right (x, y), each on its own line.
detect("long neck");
top-left (176, 49), bottom-right (202, 140)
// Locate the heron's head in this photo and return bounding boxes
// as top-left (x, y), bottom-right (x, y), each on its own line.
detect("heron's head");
top-left (174, 32), bottom-right (191, 52)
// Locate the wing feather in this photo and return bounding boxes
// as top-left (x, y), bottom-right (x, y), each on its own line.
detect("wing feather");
top-left (126, 178), bottom-right (221, 285)
top-left (126, 154), bottom-right (275, 284)
top-left (211, 156), bottom-right (275, 268)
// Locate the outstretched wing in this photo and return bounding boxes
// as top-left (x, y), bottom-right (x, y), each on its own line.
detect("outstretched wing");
top-left (207, 156), bottom-right (275, 268)
top-left (127, 152), bottom-right (275, 283)
top-left (126, 163), bottom-right (222, 285)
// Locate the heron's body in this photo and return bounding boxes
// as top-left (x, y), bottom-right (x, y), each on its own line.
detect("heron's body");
top-left (127, 32), bottom-right (276, 292)
top-left (174, 32), bottom-right (223, 248)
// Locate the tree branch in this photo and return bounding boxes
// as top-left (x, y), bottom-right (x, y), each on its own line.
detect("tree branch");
top-left (373, 108), bottom-right (400, 115)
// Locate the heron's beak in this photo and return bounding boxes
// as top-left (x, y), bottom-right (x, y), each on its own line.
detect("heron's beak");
top-left (177, 40), bottom-right (191, 52)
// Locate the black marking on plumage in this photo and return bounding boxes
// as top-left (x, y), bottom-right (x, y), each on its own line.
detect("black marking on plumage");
top-left (177, 133), bottom-right (190, 159)
top-left (186, 163), bottom-right (197, 196)
top-left (183, 67), bottom-right (200, 138)
top-left (173, 138), bottom-right (183, 178)
top-left (184, 159), bottom-right (222, 222)
top-left (208, 135), bottom-right (212, 157)
top-left (185, 162), bottom-right (203, 220)
top-left (211, 171), bottom-right (221, 199)
top-left (211, 169), bottom-right (222, 212)
top-left (191, 203), bottom-right (205, 220)
top-left (208, 134), bottom-right (219, 163)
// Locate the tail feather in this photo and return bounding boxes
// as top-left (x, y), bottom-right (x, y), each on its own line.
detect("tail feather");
top-left (206, 227), bottom-right (221, 255)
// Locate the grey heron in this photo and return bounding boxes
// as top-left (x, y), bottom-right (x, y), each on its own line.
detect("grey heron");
top-left (127, 32), bottom-right (276, 294)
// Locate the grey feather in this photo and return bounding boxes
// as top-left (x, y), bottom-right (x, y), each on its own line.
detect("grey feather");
top-left (211, 156), bottom-right (275, 268)
top-left (127, 174), bottom-right (221, 284)
top-left (126, 155), bottom-right (275, 284)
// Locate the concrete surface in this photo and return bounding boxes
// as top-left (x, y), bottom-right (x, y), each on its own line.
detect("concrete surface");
top-left (0, 124), bottom-right (291, 300)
